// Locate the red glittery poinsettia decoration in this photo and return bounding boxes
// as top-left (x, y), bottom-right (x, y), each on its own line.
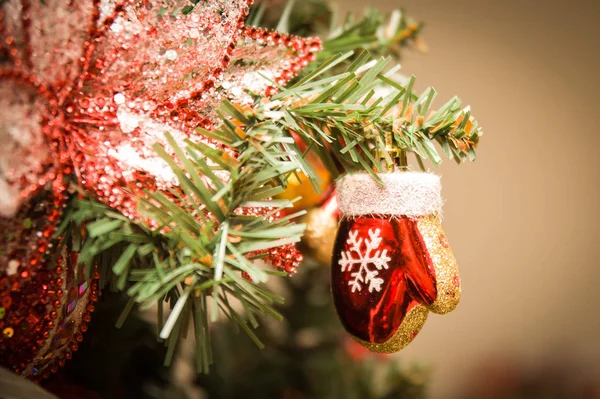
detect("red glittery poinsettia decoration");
top-left (0, 0), bottom-right (320, 378)
top-left (0, 0), bottom-right (320, 218)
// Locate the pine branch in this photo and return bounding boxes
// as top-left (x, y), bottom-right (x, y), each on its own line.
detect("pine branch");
top-left (249, 1), bottom-right (424, 63)
top-left (57, 102), bottom-right (311, 371)
top-left (319, 8), bottom-right (424, 61)
top-left (217, 52), bottom-right (480, 181)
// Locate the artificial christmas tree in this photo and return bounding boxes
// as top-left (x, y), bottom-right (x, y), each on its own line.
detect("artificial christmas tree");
top-left (0, 0), bottom-right (481, 397)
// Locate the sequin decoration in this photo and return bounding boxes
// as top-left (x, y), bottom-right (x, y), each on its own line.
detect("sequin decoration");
top-left (239, 206), bottom-right (303, 275)
top-left (0, 189), bottom-right (98, 379)
top-left (0, 0), bottom-right (322, 220)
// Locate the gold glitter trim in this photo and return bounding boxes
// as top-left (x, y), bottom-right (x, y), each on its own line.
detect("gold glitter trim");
top-left (418, 215), bottom-right (461, 314)
top-left (352, 304), bottom-right (429, 354)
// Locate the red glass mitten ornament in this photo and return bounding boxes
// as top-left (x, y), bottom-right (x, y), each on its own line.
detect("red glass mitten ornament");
top-left (331, 172), bottom-right (460, 353)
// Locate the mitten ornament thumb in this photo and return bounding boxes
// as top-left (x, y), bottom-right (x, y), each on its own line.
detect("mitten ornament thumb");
top-left (331, 171), bottom-right (460, 353)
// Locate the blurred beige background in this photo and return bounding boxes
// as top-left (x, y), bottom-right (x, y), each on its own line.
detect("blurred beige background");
top-left (341, 0), bottom-right (600, 397)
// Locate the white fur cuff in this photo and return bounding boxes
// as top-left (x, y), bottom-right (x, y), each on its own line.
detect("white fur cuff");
top-left (335, 172), bottom-right (442, 217)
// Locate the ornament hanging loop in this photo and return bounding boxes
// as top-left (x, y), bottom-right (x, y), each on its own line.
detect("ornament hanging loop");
top-left (381, 131), bottom-right (408, 172)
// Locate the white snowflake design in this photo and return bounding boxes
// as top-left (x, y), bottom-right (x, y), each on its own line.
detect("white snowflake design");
top-left (338, 228), bottom-right (392, 293)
